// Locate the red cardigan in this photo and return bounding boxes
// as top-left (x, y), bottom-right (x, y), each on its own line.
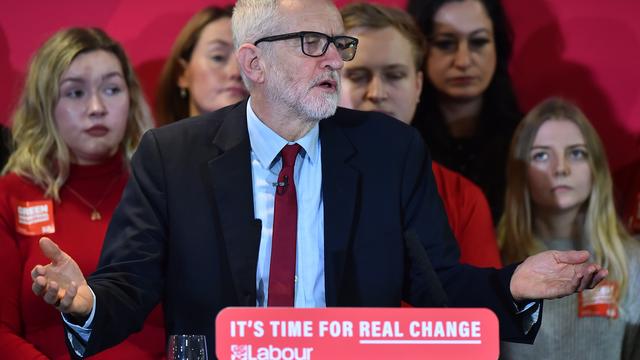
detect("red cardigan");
top-left (0, 154), bottom-right (165, 359)
top-left (432, 163), bottom-right (502, 268)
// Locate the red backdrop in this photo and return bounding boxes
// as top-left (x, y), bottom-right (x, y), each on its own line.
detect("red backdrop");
top-left (1, 0), bottom-right (638, 171)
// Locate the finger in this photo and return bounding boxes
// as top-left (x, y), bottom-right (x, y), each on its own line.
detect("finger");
top-left (32, 275), bottom-right (48, 296)
top-left (576, 264), bottom-right (599, 291)
top-left (39, 237), bottom-right (67, 264)
top-left (577, 271), bottom-right (595, 292)
top-left (555, 250), bottom-right (590, 264)
top-left (569, 273), bottom-right (582, 294)
top-left (30, 265), bottom-right (46, 280)
top-left (58, 281), bottom-right (77, 312)
top-left (43, 281), bottom-right (61, 305)
top-left (588, 268), bottom-right (608, 289)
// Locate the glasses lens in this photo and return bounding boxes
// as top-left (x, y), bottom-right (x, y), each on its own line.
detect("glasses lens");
top-left (302, 33), bottom-right (328, 56)
top-left (334, 37), bottom-right (357, 61)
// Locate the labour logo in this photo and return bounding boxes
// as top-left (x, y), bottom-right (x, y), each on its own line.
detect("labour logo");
top-left (231, 344), bottom-right (249, 360)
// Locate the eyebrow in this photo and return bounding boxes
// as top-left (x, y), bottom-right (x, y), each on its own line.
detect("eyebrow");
top-left (346, 64), bottom-right (410, 71)
top-left (530, 143), bottom-right (587, 149)
top-left (59, 72), bottom-right (125, 85)
top-left (382, 64), bottom-right (410, 70)
top-left (433, 28), bottom-right (491, 37)
top-left (206, 39), bottom-right (233, 47)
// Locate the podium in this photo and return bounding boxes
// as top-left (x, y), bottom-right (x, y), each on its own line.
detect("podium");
top-left (216, 308), bottom-right (498, 359)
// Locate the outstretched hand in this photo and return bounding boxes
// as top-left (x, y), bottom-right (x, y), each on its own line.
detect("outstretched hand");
top-left (510, 250), bottom-right (608, 301)
top-left (31, 237), bottom-right (94, 318)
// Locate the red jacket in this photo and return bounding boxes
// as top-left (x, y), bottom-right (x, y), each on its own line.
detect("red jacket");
top-left (431, 163), bottom-right (502, 268)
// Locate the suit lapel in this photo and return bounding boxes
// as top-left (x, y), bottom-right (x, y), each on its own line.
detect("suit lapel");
top-left (320, 119), bottom-right (359, 306)
top-left (207, 101), bottom-right (261, 306)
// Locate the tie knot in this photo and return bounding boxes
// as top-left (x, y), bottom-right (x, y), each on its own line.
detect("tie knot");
top-left (280, 143), bottom-right (301, 167)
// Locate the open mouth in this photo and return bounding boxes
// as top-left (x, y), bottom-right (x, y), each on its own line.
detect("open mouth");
top-left (317, 79), bottom-right (337, 91)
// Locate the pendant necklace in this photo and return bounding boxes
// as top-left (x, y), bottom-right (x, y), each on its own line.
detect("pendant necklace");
top-left (65, 175), bottom-right (122, 221)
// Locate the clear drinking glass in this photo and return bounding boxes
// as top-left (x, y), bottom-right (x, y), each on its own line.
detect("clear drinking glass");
top-left (167, 334), bottom-right (208, 360)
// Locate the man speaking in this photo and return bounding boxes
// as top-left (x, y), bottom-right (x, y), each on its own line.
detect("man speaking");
top-left (31, 0), bottom-right (606, 358)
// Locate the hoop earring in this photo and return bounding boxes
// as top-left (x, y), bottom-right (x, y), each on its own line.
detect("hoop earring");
top-left (180, 87), bottom-right (188, 99)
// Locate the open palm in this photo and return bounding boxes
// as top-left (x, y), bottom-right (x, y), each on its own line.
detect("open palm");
top-left (31, 237), bottom-right (94, 317)
top-left (510, 250), bottom-right (608, 300)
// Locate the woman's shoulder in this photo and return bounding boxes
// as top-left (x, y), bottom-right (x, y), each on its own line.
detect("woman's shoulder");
top-left (622, 238), bottom-right (640, 323)
top-left (0, 173), bottom-right (45, 226)
top-left (624, 238), bottom-right (640, 263)
top-left (622, 238), bottom-right (640, 288)
top-left (0, 172), bottom-right (36, 189)
top-left (0, 173), bottom-right (43, 201)
top-left (0, 172), bottom-right (22, 188)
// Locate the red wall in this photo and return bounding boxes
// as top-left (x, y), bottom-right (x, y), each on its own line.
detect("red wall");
top-left (503, 0), bottom-right (640, 172)
top-left (1, 0), bottom-right (638, 171)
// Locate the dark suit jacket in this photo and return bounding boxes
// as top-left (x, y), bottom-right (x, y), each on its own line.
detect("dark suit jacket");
top-left (77, 100), bottom-right (539, 358)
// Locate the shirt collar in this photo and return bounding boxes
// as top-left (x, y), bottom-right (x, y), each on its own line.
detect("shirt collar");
top-left (246, 97), bottom-right (319, 169)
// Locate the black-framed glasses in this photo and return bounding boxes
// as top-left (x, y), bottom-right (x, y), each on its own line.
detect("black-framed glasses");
top-left (254, 31), bottom-right (358, 61)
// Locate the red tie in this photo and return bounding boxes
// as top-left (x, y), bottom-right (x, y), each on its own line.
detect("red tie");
top-left (268, 143), bottom-right (301, 306)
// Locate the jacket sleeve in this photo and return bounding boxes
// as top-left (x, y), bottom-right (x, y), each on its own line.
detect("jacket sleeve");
top-left (400, 128), bottom-right (540, 343)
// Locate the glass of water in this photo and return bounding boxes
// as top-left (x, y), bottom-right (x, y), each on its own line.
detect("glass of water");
top-left (167, 334), bottom-right (208, 360)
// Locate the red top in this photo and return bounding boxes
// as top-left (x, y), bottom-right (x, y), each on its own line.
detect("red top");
top-left (432, 163), bottom-right (502, 268)
top-left (0, 154), bottom-right (165, 359)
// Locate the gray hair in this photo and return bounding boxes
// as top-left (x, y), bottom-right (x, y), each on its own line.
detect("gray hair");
top-left (232, 0), bottom-right (284, 88)
top-left (232, 0), bottom-right (282, 49)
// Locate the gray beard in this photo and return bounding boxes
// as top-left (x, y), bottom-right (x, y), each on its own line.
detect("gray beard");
top-left (265, 66), bottom-right (340, 122)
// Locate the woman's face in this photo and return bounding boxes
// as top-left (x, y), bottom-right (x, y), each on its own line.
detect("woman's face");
top-left (54, 50), bottom-right (129, 165)
top-left (340, 26), bottom-right (423, 124)
top-left (527, 119), bottom-right (593, 213)
top-left (178, 17), bottom-right (248, 116)
top-left (426, 0), bottom-right (496, 100)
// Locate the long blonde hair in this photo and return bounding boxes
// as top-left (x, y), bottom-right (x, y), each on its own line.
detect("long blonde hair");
top-left (3, 28), bottom-right (152, 200)
top-left (498, 97), bottom-right (631, 296)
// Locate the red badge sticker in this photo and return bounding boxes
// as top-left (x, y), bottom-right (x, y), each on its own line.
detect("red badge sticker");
top-left (578, 280), bottom-right (619, 319)
top-left (15, 200), bottom-right (55, 236)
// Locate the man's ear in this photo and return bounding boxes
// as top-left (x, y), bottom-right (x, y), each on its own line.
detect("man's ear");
top-left (237, 44), bottom-right (265, 84)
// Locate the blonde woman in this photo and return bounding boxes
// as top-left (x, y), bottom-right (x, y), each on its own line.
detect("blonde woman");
top-left (499, 97), bottom-right (640, 359)
top-left (0, 28), bottom-right (164, 359)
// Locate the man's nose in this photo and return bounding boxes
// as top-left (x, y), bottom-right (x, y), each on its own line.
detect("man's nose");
top-left (321, 42), bottom-right (344, 71)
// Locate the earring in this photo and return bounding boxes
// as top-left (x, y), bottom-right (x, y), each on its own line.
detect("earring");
top-left (180, 88), bottom-right (188, 99)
